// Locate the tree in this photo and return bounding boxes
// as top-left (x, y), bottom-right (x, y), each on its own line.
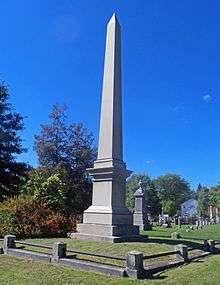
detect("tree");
top-left (34, 104), bottom-right (97, 213)
top-left (195, 183), bottom-right (203, 199)
top-left (197, 186), bottom-right (209, 218)
top-left (142, 176), bottom-right (161, 217)
top-left (154, 173), bottom-right (192, 217)
top-left (209, 185), bottom-right (220, 209)
top-left (126, 174), bottom-right (161, 217)
top-left (34, 104), bottom-right (67, 168)
top-left (0, 81), bottom-right (29, 201)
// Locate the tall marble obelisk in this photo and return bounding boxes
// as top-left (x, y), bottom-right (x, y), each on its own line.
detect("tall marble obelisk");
top-left (73, 14), bottom-right (139, 242)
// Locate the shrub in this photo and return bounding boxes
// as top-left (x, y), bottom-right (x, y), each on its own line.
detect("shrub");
top-left (34, 174), bottom-right (66, 209)
top-left (22, 169), bottom-right (66, 209)
top-left (0, 195), bottom-right (79, 238)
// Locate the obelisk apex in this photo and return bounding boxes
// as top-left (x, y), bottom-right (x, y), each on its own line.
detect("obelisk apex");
top-left (98, 13), bottom-right (123, 161)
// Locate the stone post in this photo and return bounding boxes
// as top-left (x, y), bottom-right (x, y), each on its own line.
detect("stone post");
top-left (176, 244), bottom-right (188, 261)
top-left (126, 251), bottom-right (145, 279)
top-left (171, 232), bottom-right (180, 239)
top-left (52, 242), bottom-right (67, 261)
top-left (204, 239), bottom-right (208, 250)
top-left (133, 181), bottom-right (151, 231)
top-left (206, 240), bottom-right (215, 253)
top-left (3, 235), bottom-right (16, 252)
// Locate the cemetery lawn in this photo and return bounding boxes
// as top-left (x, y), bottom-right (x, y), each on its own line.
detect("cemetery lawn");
top-left (143, 222), bottom-right (220, 240)
top-left (0, 223), bottom-right (220, 284)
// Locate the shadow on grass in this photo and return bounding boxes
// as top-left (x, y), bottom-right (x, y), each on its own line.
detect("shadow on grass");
top-left (140, 236), bottom-right (205, 250)
top-left (146, 274), bottom-right (166, 280)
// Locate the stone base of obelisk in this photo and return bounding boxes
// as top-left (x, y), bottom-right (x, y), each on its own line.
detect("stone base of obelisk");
top-left (72, 223), bottom-right (148, 243)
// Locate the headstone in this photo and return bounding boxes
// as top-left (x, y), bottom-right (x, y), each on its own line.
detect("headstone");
top-left (199, 218), bottom-right (203, 229)
top-left (216, 208), bottom-right (220, 223)
top-left (162, 223), bottom-right (170, 228)
top-left (162, 214), bottom-right (171, 228)
top-left (174, 216), bottom-right (178, 226)
top-left (133, 181), bottom-right (152, 230)
top-left (72, 14), bottom-right (139, 242)
top-left (209, 205), bottom-right (213, 219)
top-left (158, 214), bottom-right (163, 225)
top-left (178, 216), bottom-right (182, 228)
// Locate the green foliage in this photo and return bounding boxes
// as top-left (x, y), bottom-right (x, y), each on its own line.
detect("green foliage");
top-left (0, 81), bottom-right (29, 201)
top-left (22, 168), bottom-right (67, 211)
top-left (0, 195), bottom-right (78, 238)
top-left (142, 177), bottom-right (161, 217)
top-left (126, 174), bottom-right (161, 217)
top-left (23, 166), bottom-right (92, 214)
top-left (162, 200), bottom-right (177, 217)
top-left (34, 174), bottom-right (66, 209)
top-left (209, 185), bottom-right (220, 208)
top-left (197, 186), bottom-right (209, 217)
top-left (34, 104), bottom-right (96, 213)
top-left (20, 168), bottom-right (46, 196)
top-left (20, 168), bottom-right (65, 209)
top-left (154, 173), bottom-right (192, 217)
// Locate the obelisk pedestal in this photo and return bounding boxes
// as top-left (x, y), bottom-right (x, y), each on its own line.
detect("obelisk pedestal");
top-left (72, 14), bottom-right (142, 242)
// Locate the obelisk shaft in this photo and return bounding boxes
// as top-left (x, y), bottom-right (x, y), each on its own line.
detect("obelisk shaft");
top-left (73, 14), bottom-right (140, 242)
top-left (98, 14), bottom-right (123, 161)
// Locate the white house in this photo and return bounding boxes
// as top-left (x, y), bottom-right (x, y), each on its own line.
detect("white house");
top-left (181, 198), bottom-right (198, 217)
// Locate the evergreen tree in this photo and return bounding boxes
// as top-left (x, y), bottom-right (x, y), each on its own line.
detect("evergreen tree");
top-left (34, 104), bottom-right (67, 168)
top-left (195, 183), bottom-right (203, 199)
top-left (0, 81), bottom-right (28, 201)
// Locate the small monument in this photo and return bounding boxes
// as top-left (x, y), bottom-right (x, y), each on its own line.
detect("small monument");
top-left (73, 14), bottom-right (140, 242)
top-left (216, 208), bottom-right (220, 223)
top-left (133, 181), bottom-right (152, 230)
top-left (178, 216), bottom-right (182, 228)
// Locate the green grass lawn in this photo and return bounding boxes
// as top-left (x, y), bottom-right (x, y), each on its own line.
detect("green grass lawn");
top-left (0, 253), bottom-right (220, 285)
top-left (0, 223), bottom-right (220, 285)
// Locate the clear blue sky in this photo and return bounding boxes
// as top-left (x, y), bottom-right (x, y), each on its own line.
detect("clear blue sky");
top-left (1, 1), bottom-right (220, 189)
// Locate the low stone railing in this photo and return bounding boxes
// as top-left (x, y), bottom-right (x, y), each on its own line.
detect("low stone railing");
top-left (0, 235), bottom-right (218, 279)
